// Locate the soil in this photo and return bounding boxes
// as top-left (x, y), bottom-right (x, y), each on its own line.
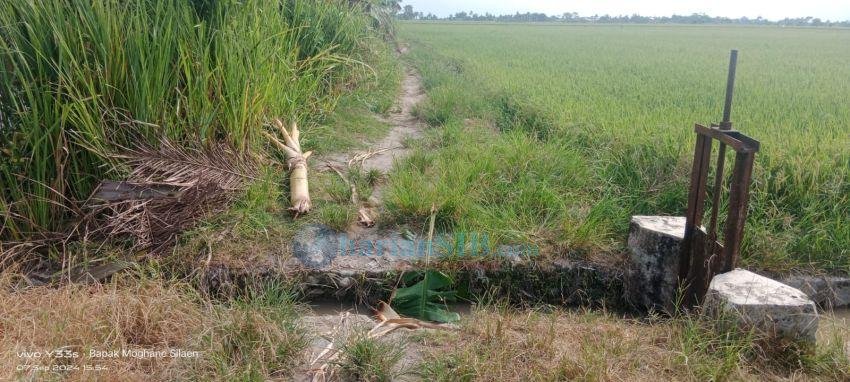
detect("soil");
top-left (291, 68), bottom-right (433, 381)
top-left (323, 66), bottom-right (427, 205)
top-left (362, 67), bottom-right (427, 173)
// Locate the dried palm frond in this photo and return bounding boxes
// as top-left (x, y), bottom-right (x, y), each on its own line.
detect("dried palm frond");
top-left (368, 301), bottom-right (458, 338)
top-left (116, 138), bottom-right (260, 190)
top-left (85, 139), bottom-right (260, 255)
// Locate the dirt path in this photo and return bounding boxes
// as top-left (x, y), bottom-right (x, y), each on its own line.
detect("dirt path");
top-left (320, 66), bottom-right (427, 229)
top-left (359, 67), bottom-right (427, 173)
top-left (326, 67), bottom-right (426, 175)
top-left (292, 69), bottom-right (431, 381)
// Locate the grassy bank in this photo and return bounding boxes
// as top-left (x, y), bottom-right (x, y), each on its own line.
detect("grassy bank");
top-left (416, 306), bottom-right (850, 381)
top-left (0, 273), bottom-right (309, 381)
top-left (4, 270), bottom-right (847, 381)
top-left (0, 0), bottom-right (398, 259)
top-left (392, 23), bottom-right (850, 272)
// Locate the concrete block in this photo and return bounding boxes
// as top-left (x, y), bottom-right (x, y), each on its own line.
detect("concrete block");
top-left (284, 224), bottom-right (625, 307)
top-left (782, 275), bottom-right (850, 309)
top-left (626, 215), bottom-right (686, 313)
top-left (704, 269), bottom-right (818, 343)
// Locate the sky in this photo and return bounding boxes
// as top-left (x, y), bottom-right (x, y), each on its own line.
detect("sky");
top-left (400, 0), bottom-right (850, 21)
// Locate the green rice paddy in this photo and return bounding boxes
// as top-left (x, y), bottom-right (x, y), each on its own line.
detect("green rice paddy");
top-left (392, 23), bottom-right (850, 272)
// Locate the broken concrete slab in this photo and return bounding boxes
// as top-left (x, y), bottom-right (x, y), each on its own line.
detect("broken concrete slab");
top-left (782, 275), bottom-right (850, 309)
top-left (625, 215), bottom-right (687, 313)
top-left (704, 269), bottom-right (818, 343)
top-left (292, 224), bottom-right (341, 268)
top-left (288, 224), bottom-right (624, 307)
top-left (202, 223), bottom-right (626, 309)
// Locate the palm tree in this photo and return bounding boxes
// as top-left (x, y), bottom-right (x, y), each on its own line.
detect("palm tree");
top-left (350, 0), bottom-right (400, 40)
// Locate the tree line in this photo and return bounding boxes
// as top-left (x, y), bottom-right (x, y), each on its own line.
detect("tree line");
top-left (397, 6), bottom-right (850, 27)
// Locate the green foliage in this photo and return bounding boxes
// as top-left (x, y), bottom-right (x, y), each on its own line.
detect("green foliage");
top-left (494, 93), bottom-right (555, 141)
top-left (391, 270), bottom-right (460, 323)
top-left (676, 315), bottom-right (758, 380)
top-left (352, 0), bottom-right (401, 41)
top-left (674, 312), bottom-right (850, 381)
top-left (0, 0), bottom-right (387, 243)
top-left (386, 120), bottom-right (589, 246)
top-left (203, 281), bottom-right (308, 381)
top-left (316, 203), bottom-right (355, 231)
top-left (417, 353), bottom-right (475, 382)
top-left (338, 335), bottom-right (406, 382)
top-left (397, 24), bottom-right (850, 271)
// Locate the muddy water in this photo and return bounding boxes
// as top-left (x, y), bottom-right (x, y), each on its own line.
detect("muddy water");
top-left (306, 299), bottom-right (473, 317)
top-left (306, 299), bottom-right (374, 316)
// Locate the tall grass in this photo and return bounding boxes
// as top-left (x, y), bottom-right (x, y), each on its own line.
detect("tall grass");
top-left (0, 0), bottom-right (385, 242)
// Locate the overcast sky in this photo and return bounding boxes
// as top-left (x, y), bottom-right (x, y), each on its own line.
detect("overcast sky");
top-left (400, 0), bottom-right (850, 21)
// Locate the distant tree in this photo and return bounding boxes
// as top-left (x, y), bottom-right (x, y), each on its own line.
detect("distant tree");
top-left (561, 12), bottom-right (578, 21)
top-left (400, 4), bottom-right (415, 20)
top-left (350, 0), bottom-right (400, 38)
top-left (450, 11), bottom-right (469, 20)
top-left (417, 8), bottom-right (849, 27)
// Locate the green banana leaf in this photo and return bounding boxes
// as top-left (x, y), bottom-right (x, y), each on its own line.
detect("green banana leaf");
top-left (390, 270), bottom-right (460, 323)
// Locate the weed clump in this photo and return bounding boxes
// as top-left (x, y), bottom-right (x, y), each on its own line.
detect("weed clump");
top-left (338, 335), bottom-right (406, 382)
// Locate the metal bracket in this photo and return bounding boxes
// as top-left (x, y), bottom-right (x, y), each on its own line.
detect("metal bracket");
top-left (678, 50), bottom-right (761, 308)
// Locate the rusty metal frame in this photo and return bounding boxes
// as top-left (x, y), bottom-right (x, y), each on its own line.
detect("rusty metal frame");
top-left (678, 50), bottom-right (761, 308)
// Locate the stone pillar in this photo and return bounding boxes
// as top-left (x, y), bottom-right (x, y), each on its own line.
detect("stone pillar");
top-left (782, 275), bottom-right (850, 309)
top-left (626, 215), bottom-right (687, 313)
top-left (704, 269), bottom-right (818, 344)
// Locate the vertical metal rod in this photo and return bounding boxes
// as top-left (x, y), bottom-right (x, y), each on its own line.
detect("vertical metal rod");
top-left (706, 50), bottom-right (738, 269)
top-left (680, 132), bottom-right (711, 280)
top-left (680, 132), bottom-right (713, 307)
top-left (721, 49), bottom-right (738, 126)
top-left (721, 152), bottom-right (755, 272)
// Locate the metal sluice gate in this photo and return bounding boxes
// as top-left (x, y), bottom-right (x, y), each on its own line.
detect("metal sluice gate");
top-left (678, 50), bottom-right (761, 308)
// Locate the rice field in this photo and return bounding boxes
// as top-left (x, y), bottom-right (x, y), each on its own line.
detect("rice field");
top-left (392, 23), bottom-right (850, 272)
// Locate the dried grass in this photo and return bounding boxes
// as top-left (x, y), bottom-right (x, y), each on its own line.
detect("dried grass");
top-left (0, 274), bottom-right (204, 381)
top-left (85, 139), bottom-right (262, 254)
top-left (0, 272), bottom-right (307, 381)
top-left (417, 307), bottom-right (850, 381)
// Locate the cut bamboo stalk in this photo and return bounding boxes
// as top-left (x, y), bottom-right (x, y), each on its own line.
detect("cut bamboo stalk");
top-left (267, 119), bottom-right (312, 216)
